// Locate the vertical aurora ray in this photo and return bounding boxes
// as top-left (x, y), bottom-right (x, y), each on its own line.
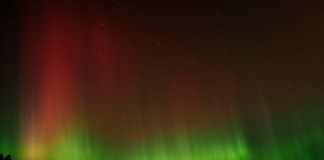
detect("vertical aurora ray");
top-left (20, 1), bottom-right (84, 159)
top-left (0, 0), bottom-right (322, 159)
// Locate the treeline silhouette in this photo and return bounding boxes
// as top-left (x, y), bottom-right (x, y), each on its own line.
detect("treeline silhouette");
top-left (0, 154), bottom-right (11, 160)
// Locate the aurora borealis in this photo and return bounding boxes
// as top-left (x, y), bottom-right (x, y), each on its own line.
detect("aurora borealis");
top-left (1, 0), bottom-right (324, 159)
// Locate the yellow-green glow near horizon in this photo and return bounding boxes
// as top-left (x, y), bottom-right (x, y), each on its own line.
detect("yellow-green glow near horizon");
top-left (1, 105), bottom-right (323, 160)
top-left (20, 103), bottom-right (323, 160)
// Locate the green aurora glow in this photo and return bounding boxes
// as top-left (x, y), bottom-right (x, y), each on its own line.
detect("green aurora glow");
top-left (2, 105), bottom-right (322, 160)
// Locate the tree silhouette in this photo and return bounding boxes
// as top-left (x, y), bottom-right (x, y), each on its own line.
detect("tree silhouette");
top-left (0, 154), bottom-right (11, 160)
top-left (5, 155), bottom-right (11, 160)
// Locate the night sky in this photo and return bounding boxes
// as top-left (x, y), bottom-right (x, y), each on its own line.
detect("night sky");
top-left (1, 0), bottom-right (324, 159)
